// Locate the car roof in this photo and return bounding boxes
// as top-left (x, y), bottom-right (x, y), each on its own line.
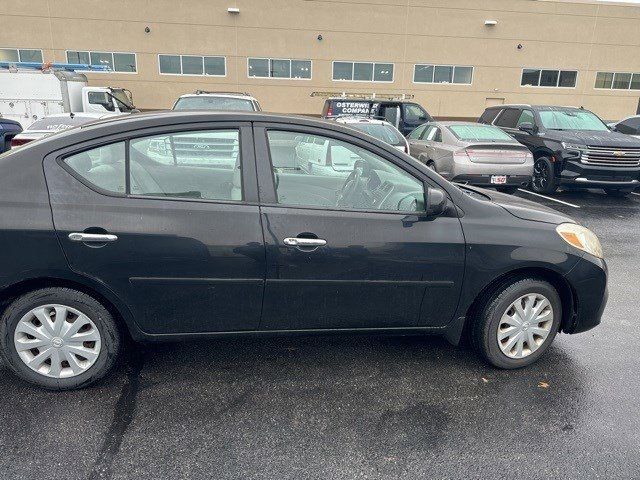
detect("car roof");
top-left (486, 104), bottom-right (586, 112)
top-left (177, 93), bottom-right (258, 102)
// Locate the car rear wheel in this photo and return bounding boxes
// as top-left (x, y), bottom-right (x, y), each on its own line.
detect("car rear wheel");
top-left (531, 157), bottom-right (558, 194)
top-left (471, 278), bottom-right (561, 369)
top-left (604, 188), bottom-right (631, 197)
top-left (0, 287), bottom-right (121, 390)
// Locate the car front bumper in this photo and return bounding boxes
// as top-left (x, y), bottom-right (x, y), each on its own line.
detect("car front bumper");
top-left (559, 160), bottom-right (640, 189)
top-left (563, 254), bottom-right (608, 334)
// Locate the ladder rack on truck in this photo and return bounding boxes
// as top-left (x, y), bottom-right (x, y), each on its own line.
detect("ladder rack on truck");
top-left (0, 61), bottom-right (111, 72)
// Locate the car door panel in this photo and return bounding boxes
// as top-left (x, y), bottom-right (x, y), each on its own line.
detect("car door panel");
top-left (260, 206), bottom-right (464, 330)
top-left (44, 123), bottom-right (266, 335)
top-left (254, 123), bottom-right (465, 331)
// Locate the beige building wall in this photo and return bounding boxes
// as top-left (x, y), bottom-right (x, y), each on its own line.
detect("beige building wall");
top-left (1, 0), bottom-right (640, 120)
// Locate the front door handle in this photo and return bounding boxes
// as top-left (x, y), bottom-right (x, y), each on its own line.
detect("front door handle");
top-left (283, 237), bottom-right (327, 247)
top-left (68, 232), bottom-right (118, 243)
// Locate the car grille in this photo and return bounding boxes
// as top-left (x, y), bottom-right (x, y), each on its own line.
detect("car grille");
top-left (581, 146), bottom-right (640, 167)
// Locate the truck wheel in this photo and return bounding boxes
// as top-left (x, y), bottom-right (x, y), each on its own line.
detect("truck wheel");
top-left (0, 287), bottom-right (121, 390)
top-left (471, 278), bottom-right (561, 369)
top-left (531, 157), bottom-right (558, 194)
top-left (604, 188), bottom-right (631, 198)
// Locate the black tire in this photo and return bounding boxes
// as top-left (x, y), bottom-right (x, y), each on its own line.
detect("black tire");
top-left (604, 188), bottom-right (631, 197)
top-left (531, 157), bottom-right (558, 194)
top-left (471, 278), bottom-right (561, 369)
top-left (496, 186), bottom-right (518, 194)
top-left (0, 288), bottom-right (121, 390)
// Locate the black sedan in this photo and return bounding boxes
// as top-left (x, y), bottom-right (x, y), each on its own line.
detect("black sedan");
top-left (0, 112), bottom-right (607, 390)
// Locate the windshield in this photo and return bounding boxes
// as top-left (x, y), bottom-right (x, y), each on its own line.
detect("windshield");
top-left (110, 89), bottom-right (134, 112)
top-left (539, 110), bottom-right (608, 131)
top-left (448, 124), bottom-right (513, 142)
top-left (28, 116), bottom-right (96, 131)
top-left (349, 123), bottom-right (404, 146)
top-left (173, 96), bottom-right (255, 111)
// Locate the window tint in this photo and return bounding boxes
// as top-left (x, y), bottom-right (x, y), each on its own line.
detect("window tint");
top-left (434, 66), bottom-right (453, 83)
top-left (517, 109), bottom-right (534, 126)
top-left (64, 143), bottom-right (126, 194)
top-left (479, 108), bottom-right (501, 124)
top-left (448, 125), bottom-right (514, 141)
top-left (87, 91), bottom-right (115, 111)
top-left (616, 117), bottom-right (640, 135)
top-left (539, 110), bottom-right (608, 131)
top-left (333, 61), bottom-right (393, 82)
top-left (432, 128), bottom-right (442, 142)
top-left (266, 130), bottom-right (424, 212)
top-left (521, 69), bottom-right (576, 87)
top-left (129, 130), bottom-right (241, 201)
top-left (408, 124), bottom-right (427, 139)
top-left (494, 109), bottom-right (520, 128)
top-left (612, 72), bottom-right (632, 90)
top-left (404, 104), bottom-right (428, 123)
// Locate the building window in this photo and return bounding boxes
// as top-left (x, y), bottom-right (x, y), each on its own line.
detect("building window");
top-left (332, 61), bottom-right (394, 82)
top-left (413, 64), bottom-right (473, 84)
top-left (66, 50), bottom-right (137, 72)
top-left (158, 54), bottom-right (226, 76)
top-left (247, 58), bottom-right (311, 79)
top-left (595, 71), bottom-right (640, 90)
top-left (520, 69), bottom-right (577, 88)
top-left (0, 48), bottom-right (43, 63)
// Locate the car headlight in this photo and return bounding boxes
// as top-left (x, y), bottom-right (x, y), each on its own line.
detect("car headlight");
top-left (561, 142), bottom-right (586, 158)
top-left (556, 223), bottom-right (603, 258)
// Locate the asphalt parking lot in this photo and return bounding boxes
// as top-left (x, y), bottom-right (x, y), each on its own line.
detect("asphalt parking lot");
top-left (1, 189), bottom-right (639, 480)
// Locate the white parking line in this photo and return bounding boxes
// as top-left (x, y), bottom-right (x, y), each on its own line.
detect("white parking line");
top-left (517, 189), bottom-right (581, 208)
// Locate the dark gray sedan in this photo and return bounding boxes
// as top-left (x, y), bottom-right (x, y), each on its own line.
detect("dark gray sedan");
top-left (408, 122), bottom-right (534, 194)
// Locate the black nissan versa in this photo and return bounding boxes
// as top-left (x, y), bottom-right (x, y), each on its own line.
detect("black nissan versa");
top-left (0, 112), bottom-right (607, 390)
top-left (479, 105), bottom-right (640, 196)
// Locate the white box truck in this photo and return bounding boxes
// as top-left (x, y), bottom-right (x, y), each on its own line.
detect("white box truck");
top-left (0, 66), bottom-right (136, 129)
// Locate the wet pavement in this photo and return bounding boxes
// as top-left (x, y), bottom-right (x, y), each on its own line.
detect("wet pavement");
top-left (1, 189), bottom-right (639, 480)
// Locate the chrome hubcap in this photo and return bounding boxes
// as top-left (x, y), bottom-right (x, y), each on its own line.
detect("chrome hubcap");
top-left (14, 304), bottom-right (101, 378)
top-left (497, 294), bottom-right (553, 359)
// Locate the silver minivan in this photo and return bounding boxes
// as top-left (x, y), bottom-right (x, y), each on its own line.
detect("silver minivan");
top-left (407, 122), bottom-right (533, 193)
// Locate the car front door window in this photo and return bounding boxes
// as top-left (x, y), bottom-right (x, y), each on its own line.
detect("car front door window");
top-left (266, 130), bottom-right (425, 212)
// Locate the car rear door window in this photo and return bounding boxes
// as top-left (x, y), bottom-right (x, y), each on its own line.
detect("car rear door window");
top-left (408, 124), bottom-right (427, 139)
top-left (494, 109), bottom-right (520, 128)
top-left (616, 117), bottom-right (640, 135)
top-left (64, 142), bottom-right (126, 194)
top-left (479, 108), bottom-right (501, 124)
top-left (129, 130), bottom-right (242, 201)
top-left (266, 130), bottom-right (424, 212)
top-left (516, 109), bottom-right (534, 126)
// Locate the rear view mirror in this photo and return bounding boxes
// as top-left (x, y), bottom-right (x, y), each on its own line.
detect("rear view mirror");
top-left (518, 122), bottom-right (536, 134)
top-left (425, 187), bottom-right (447, 216)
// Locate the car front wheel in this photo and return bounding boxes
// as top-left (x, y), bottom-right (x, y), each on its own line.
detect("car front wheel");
top-left (471, 278), bottom-right (561, 369)
top-left (531, 157), bottom-right (558, 194)
top-left (0, 287), bottom-right (121, 390)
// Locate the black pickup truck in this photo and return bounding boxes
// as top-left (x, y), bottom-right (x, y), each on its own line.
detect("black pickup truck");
top-left (479, 104), bottom-right (640, 196)
top-left (0, 118), bottom-right (23, 154)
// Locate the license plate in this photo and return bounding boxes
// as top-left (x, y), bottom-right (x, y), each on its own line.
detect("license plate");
top-left (491, 175), bottom-right (507, 185)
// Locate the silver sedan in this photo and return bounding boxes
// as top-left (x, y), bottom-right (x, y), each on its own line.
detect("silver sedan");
top-left (407, 121), bottom-right (534, 193)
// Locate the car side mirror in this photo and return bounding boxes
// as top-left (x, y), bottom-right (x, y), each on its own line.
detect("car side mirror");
top-left (425, 187), bottom-right (447, 216)
top-left (518, 122), bottom-right (536, 134)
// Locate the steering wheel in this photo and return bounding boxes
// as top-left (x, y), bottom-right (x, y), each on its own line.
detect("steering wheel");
top-left (336, 160), bottom-right (371, 208)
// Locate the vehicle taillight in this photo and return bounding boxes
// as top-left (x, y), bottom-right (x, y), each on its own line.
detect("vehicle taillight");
top-left (10, 138), bottom-right (32, 148)
top-left (327, 105), bottom-right (333, 117)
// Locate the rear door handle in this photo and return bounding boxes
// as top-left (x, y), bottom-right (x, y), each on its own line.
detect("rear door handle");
top-left (68, 232), bottom-right (118, 243)
top-left (283, 237), bottom-right (327, 247)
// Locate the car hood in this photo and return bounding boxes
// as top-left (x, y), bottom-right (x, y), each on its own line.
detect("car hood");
top-left (542, 129), bottom-right (640, 147)
top-left (458, 185), bottom-right (575, 224)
